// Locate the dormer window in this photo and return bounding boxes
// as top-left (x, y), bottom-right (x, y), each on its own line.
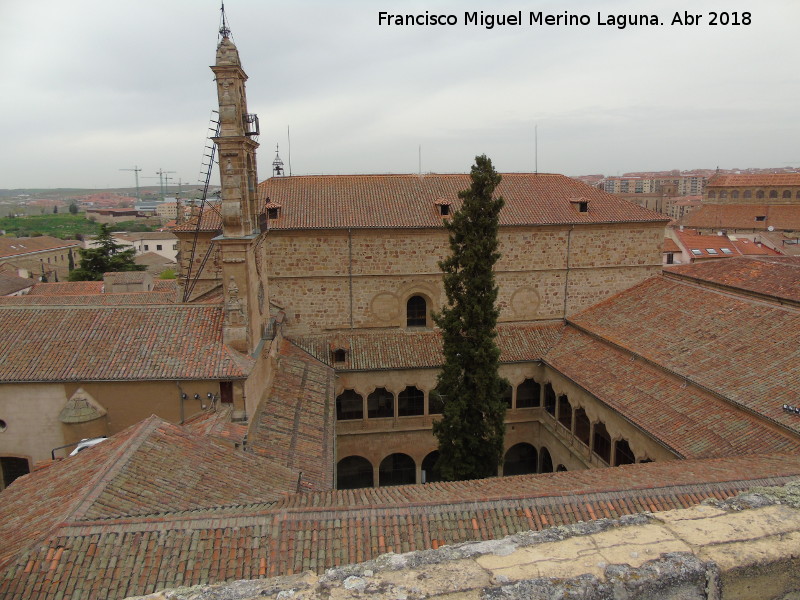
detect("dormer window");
top-left (333, 348), bottom-right (347, 363)
top-left (439, 204), bottom-right (450, 216)
top-left (569, 197), bottom-right (590, 213)
top-left (265, 201), bottom-right (282, 220)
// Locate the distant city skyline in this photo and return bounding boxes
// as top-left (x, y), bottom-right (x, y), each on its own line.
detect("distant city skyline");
top-left (2, 0), bottom-right (799, 188)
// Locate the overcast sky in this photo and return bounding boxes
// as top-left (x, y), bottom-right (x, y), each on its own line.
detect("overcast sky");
top-left (2, 0), bottom-right (799, 189)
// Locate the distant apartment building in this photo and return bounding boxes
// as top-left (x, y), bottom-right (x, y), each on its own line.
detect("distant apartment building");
top-left (117, 232), bottom-right (179, 262)
top-left (603, 174), bottom-right (706, 197)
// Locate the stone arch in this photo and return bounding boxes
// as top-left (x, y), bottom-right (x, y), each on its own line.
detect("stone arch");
top-left (756, 190), bottom-right (765, 199)
top-left (614, 439), bottom-right (636, 466)
top-left (783, 190), bottom-right (792, 199)
top-left (335, 389), bottom-right (363, 421)
top-left (769, 190), bottom-right (778, 199)
top-left (398, 386), bottom-right (424, 416)
top-left (592, 422), bottom-right (612, 463)
top-left (1, 456), bottom-right (30, 490)
top-left (543, 383), bottom-right (556, 416)
top-left (557, 394), bottom-right (572, 429)
top-left (367, 388), bottom-right (394, 419)
top-left (539, 446), bottom-right (554, 473)
top-left (516, 378), bottom-right (540, 408)
top-left (336, 456), bottom-right (373, 490)
top-left (510, 287), bottom-right (541, 320)
top-left (731, 190), bottom-right (739, 199)
top-left (379, 453), bottom-right (416, 486)
top-left (574, 408), bottom-right (591, 446)
top-left (503, 443), bottom-right (538, 476)
top-left (421, 451), bottom-right (442, 483)
top-left (744, 190), bottom-right (753, 199)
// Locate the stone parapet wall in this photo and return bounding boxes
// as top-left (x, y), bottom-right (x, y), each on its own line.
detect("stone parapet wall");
top-left (127, 482), bottom-right (800, 600)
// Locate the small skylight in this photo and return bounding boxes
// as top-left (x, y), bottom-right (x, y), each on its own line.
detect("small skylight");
top-left (691, 249), bottom-right (703, 256)
top-left (721, 247), bottom-right (733, 254)
top-left (706, 248), bottom-right (718, 255)
top-left (755, 216), bottom-right (766, 222)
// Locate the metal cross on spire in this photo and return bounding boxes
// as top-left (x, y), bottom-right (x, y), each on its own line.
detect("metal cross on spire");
top-left (219, 2), bottom-right (232, 39)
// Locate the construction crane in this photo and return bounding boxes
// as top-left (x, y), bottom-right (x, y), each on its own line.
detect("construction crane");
top-left (119, 166), bottom-right (142, 202)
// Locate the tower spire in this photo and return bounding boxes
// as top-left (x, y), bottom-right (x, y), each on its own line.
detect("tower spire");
top-left (219, 2), bottom-right (231, 40)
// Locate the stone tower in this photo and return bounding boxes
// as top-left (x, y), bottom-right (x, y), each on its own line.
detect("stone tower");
top-left (211, 22), bottom-right (266, 354)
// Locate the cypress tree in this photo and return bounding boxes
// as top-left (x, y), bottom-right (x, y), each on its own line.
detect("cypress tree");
top-left (432, 154), bottom-right (507, 481)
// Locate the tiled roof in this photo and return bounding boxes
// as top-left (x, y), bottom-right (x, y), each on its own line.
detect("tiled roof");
top-left (172, 202), bottom-right (223, 232)
top-left (662, 238), bottom-right (681, 253)
top-left (289, 323), bottom-right (564, 370)
top-left (680, 204), bottom-right (800, 230)
top-left (544, 327), bottom-right (800, 458)
top-left (664, 256), bottom-right (800, 304)
top-left (0, 305), bottom-right (251, 382)
top-left (247, 340), bottom-right (335, 491)
top-left (152, 278), bottom-right (179, 292)
top-left (0, 272), bottom-right (33, 296)
top-left (2, 451), bottom-right (800, 600)
top-left (26, 280), bottom-right (104, 295)
top-left (0, 416), bottom-right (299, 578)
top-left (568, 274), bottom-right (800, 433)
top-left (0, 292), bottom-right (177, 306)
top-left (135, 251), bottom-right (177, 266)
top-left (706, 173), bottom-right (800, 187)
top-left (258, 174), bottom-right (669, 230)
top-left (729, 237), bottom-right (781, 256)
top-left (182, 407), bottom-right (248, 445)
top-left (0, 236), bottom-right (80, 260)
top-left (103, 270), bottom-right (148, 284)
top-left (673, 228), bottom-right (741, 258)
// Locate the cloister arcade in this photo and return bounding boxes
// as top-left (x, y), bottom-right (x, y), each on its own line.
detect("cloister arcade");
top-left (334, 369), bottom-right (661, 489)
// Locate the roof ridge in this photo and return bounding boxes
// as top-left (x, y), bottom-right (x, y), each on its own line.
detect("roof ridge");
top-left (68, 416), bottom-right (165, 522)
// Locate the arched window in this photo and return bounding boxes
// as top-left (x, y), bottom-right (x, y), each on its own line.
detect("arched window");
top-left (796, 191), bottom-right (800, 199)
top-left (337, 456), bottom-right (373, 489)
top-left (516, 378), bottom-right (540, 408)
top-left (540, 447), bottom-right (553, 473)
top-left (367, 388), bottom-right (393, 419)
top-left (744, 190), bottom-right (752, 199)
top-left (501, 382), bottom-right (513, 409)
top-left (708, 190), bottom-right (716, 199)
top-left (503, 443), bottom-right (537, 476)
top-left (731, 191), bottom-right (739, 199)
top-left (421, 451), bottom-right (442, 483)
top-left (398, 386), bottom-right (424, 416)
top-left (574, 408), bottom-right (590, 446)
top-left (379, 453), bottom-right (416, 486)
top-left (336, 390), bottom-right (363, 420)
top-left (557, 395), bottom-right (572, 429)
top-left (614, 439), bottom-right (636, 466)
top-left (783, 190), bottom-right (792, 199)
top-left (592, 422), bottom-right (612, 463)
top-left (544, 383), bottom-right (556, 416)
top-left (406, 296), bottom-right (427, 327)
top-left (719, 191), bottom-right (727, 199)
top-left (769, 190), bottom-right (778, 199)
top-left (756, 190), bottom-right (765, 199)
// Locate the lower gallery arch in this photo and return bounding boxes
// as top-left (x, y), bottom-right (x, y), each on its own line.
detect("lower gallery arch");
top-left (540, 446), bottom-right (554, 473)
top-left (503, 443), bottom-right (538, 476)
top-left (336, 455), bottom-right (373, 490)
top-left (421, 450), bottom-right (442, 483)
top-left (379, 453), bottom-right (416, 486)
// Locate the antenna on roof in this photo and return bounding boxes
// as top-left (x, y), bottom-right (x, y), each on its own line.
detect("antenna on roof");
top-left (287, 126), bottom-right (293, 176)
top-left (534, 124), bottom-right (538, 174)
top-left (219, 2), bottom-right (232, 40)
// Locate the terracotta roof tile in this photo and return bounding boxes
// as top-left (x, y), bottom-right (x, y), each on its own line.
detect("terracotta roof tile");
top-left (3, 451), bottom-right (800, 599)
top-left (662, 238), bottom-right (681, 253)
top-left (0, 236), bottom-right (81, 260)
top-left (0, 305), bottom-right (251, 381)
top-left (0, 272), bottom-right (34, 295)
top-left (27, 281), bottom-right (104, 295)
top-left (290, 323), bottom-right (564, 370)
top-left (545, 327), bottom-right (800, 458)
top-left (247, 340), bottom-right (335, 491)
top-left (707, 173), bottom-right (800, 187)
top-left (103, 271), bottom-right (149, 284)
top-left (0, 292), bottom-right (176, 306)
top-left (258, 174), bottom-right (668, 230)
top-left (665, 256), bottom-right (800, 304)
top-left (568, 274), bottom-right (800, 433)
top-left (172, 203), bottom-right (223, 232)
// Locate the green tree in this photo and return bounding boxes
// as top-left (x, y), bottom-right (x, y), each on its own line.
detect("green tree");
top-left (68, 201), bottom-right (79, 215)
top-left (69, 224), bottom-right (145, 281)
top-left (67, 248), bottom-right (75, 271)
top-left (53, 205), bottom-right (58, 214)
top-left (432, 155), bottom-right (507, 481)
